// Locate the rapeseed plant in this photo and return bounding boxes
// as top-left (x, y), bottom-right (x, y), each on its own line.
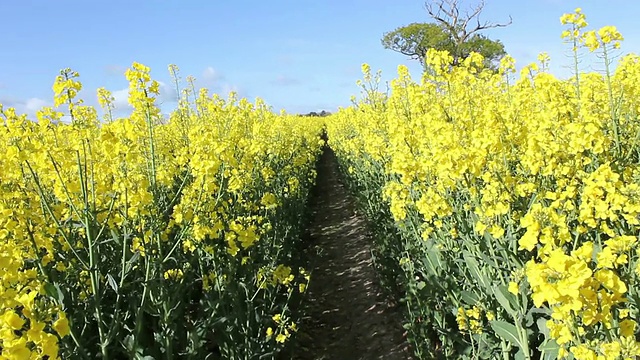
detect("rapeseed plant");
top-left (327, 9), bottom-right (640, 360)
top-left (0, 63), bottom-right (322, 359)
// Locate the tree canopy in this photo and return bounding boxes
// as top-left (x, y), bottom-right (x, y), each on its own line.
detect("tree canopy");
top-left (381, 0), bottom-right (511, 70)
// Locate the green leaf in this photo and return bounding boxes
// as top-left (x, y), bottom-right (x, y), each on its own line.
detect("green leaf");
top-left (536, 318), bottom-right (549, 338)
top-left (463, 251), bottom-right (489, 290)
top-left (539, 339), bottom-right (560, 360)
top-left (125, 252), bottom-right (141, 274)
top-left (416, 281), bottom-right (426, 290)
top-left (525, 310), bottom-right (535, 328)
top-left (44, 282), bottom-right (64, 304)
top-left (110, 229), bottom-right (121, 245)
top-left (490, 320), bottom-right (522, 350)
top-left (460, 290), bottom-right (480, 305)
top-left (493, 285), bottom-right (518, 317)
top-left (423, 246), bottom-right (443, 277)
top-left (106, 273), bottom-right (119, 293)
top-left (477, 245), bottom-right (501, 268)
top-left (258, 351), bottom-right (276, 359)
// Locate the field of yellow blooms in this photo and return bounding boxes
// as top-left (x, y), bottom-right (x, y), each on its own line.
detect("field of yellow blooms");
top-left (0, 63), bottom-right (323, 359)
top-left (326, 9), bottom-right (640, 360)
top-left (4, 7), bottom-right (640, 360)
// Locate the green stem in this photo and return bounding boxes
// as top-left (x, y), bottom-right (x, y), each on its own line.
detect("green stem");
top-left (572, 32), bottom-right (581, 111)
top-left (134, 252), bottom-right (152, 344)
top-left (501, 340), bottom-right (510, 360)
top-left (23, 160), bottom-right (88, 269)
top-left (517, 322), bottom-right (531, 360)
top-left (77, 151), bottom-right (109, 359)
top-left (144, 90), bottom-right (158, 189)
top-left (603, 45), bottom-right (621, 157)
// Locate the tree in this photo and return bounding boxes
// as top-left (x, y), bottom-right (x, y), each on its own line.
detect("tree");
top-left (381, 0), bottom-right (511, 69)
top-left (381, 23), bottom-right (452, 62)
top-left (299, 110), bottom-right (331, 117)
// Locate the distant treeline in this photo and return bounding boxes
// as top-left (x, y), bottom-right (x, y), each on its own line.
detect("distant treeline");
top-left (299, 110), bottom-right (331, 117)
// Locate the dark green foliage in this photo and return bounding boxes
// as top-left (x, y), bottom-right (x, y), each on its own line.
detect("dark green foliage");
top-left (382, 22), bottom-right (506, 70)
top-left (382, 0), bottom-right (510, 70)
top-left (299, 110), bottom-right (332, 117)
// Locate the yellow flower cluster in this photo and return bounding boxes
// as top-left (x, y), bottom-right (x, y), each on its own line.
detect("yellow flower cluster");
top-left (456, 305), bottom-right (490, 334)
top-left (266, 312), bottom-right (298, 344)
top-left (0, 62), bottom-right (323, 357)
top-left (327, 10), bottom-right (640, 360)
top-left (163, 269), bottom-right (184, 281)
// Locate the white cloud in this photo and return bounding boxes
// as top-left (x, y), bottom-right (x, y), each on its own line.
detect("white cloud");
top-left (202, 66), bottom-right (224, 82)
top-left (111, 88), bottom-right (130, 110)
top-left (157, 81), bottom-right (178, 104)
top-left (221, 84), bottom-right (249, 98)
top-left (24, 98), bottom-right (49, 114)
top-left (193, 66), bottom-right (250, 99)
top-left (197, 66), bottom-right (228, 92)
top-left (0, 97), bottom-right (51, 119)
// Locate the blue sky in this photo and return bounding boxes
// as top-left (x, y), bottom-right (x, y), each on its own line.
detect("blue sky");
top-left (0, 0), bottom-right (638, 117)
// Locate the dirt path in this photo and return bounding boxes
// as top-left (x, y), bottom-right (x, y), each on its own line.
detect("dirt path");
top-left (291, 148), bottom-right (413, 360)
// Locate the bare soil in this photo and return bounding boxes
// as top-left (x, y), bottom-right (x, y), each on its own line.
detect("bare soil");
top-left (290, 148), bottom-right (413, 360)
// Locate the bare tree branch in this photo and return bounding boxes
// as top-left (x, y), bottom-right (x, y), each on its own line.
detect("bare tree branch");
top-left (426, 0), bottom-right (512, 44)
top-left (460, 0), bottom-right (485, 37)
top-left (426, 0), bottom-right (459, 36)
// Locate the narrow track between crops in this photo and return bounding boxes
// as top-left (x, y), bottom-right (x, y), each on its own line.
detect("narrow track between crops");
top-left (290, 147), bottom-right (413, 360)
